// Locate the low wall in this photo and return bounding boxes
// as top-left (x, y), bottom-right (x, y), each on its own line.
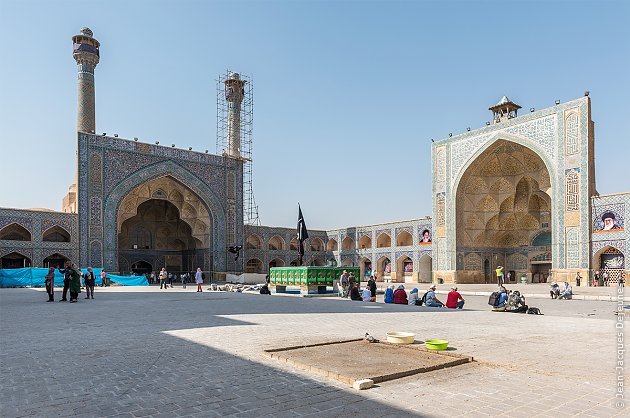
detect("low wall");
top-left (225, 273), bottom-right (267, 284)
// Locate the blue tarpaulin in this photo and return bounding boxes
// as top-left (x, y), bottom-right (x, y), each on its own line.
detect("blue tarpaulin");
top-left (105, 274), bottom-right (149, 286)
top-left (0, 268), bottom-right (148, 287)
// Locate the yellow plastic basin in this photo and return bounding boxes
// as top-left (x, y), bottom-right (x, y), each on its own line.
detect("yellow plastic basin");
top-left (386, 332), bottom-right (415, 344)
top-left (424, 339), bottom-right (449, 350)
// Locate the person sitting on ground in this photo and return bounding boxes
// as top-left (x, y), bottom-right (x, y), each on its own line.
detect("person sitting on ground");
top-left (384, 284), bottom-right (395, 303)
top-left (259, 283), bottom-right (271, 295)
top-left (349, 284), bottom-right (363, 301)
top-left (425, 285), bottom-right (444, 308)
top-left (445, 286), bottom-right (465, 309)
top-left (361, 285), bottom-right (372, 302)
top-left (408, 288), bottom-right (420, 305)
top-left (492, 287), bottom-right (509, 311)
top-left (558, 282), bottom-right (573, 300)
top-left (393, 284), bottom-right (408, 304)
top-left (506, 290), bottom-right (527, 313)
top-left (550, 282), bottom-right (560, 299)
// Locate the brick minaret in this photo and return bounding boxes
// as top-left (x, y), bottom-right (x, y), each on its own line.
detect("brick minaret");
top-left (224, 72), bottom-right (246, 158)
top-left (72, 27), bottom-right (100, 133)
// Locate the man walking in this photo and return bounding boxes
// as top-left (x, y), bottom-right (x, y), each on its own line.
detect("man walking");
top-left (84, 267), bottom-right (96, 299)
top-left (159, 267), bottom-right (168, 290)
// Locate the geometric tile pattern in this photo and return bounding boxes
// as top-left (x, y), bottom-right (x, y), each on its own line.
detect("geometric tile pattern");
top-left (78, 132), bottom-right (243, 273)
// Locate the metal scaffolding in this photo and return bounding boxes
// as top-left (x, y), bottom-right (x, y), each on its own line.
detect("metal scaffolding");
top-left (216, 71), bottom-right (260, 226)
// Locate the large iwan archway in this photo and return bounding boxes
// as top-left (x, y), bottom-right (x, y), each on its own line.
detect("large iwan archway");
top-left (455, 140), bottom-right (552, 282)
top-left (116, 176), bottom-right (211, 274)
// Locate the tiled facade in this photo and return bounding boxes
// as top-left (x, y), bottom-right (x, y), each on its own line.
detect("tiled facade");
top-left (431, 96), bottom-right (606, 284)
top-left (79, 133), bottom-right (243, 274)
top-left (0, 208), bottom-right (78, 267)
top-left (243, 219), bottom-right (434, 283)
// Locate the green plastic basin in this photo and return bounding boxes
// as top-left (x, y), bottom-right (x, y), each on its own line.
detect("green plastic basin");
top-left (425, 339), bottom-right (449, 350)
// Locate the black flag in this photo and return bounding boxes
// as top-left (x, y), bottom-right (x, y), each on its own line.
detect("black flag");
top-left (297, 204), bottom-right (309, 265)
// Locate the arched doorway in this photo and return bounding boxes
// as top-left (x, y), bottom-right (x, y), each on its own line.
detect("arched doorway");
top-left (245, 258), bottom-right (263, 273)
top-left (358, 235), bottom-right (372, 250)
top-left (341, 237), bottom-right (355, 251)
top-left (311, 258), bottom-right (326, 266)
top-left (131, 260), bottom-right (153, 275)
top-left (456, 140), bottom-right (552, 283)
top-left (269, 258), bottom-right (285, 270)
top-left (43, 253), bottom-right (69, 269)
top-left (359, 257), bottom-right (372, 279)
top-left (418, 254), bottom-right (432, 283)
top-left (42, 226), bottom-right (71, 242)
top-left (116, 176), bottom-right (212, 275)
top-left (0, 223), bottom-right (31, 241)
top-left (377, 256), bottom-right (391, 281)
top-left (396, 255), bottom-right (413, 282)
top-left (594, 246), bottom-right (625, 286)
top-left (310, 238), bottom-right (324, 252)
top-left (246, 234), bottom-right (262, 249)
top-left (397, 231), bottom-right (412, 247)
top-left (376, 233), bottom-right (391, 248)
top-left (1, 252), bottom-right (31, 268)
top-left (268, 236), bottom-right (285, 250)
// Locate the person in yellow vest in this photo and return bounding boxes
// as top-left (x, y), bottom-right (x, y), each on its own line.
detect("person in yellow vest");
top-left (495, 266), bottom-right (504, 287)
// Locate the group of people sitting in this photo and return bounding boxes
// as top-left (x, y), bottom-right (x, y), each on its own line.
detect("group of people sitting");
top-left (338, 271), bottom-right (378, 302)
top-left (550, 282), bottom-right (573, 299)
top-left (491, 286), bottom-right (528, 312)
top-left (381, 284), bottom-right (465, 309)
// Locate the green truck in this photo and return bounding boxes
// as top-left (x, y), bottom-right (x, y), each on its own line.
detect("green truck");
top-left (269, 266), bottom-right (360, 294)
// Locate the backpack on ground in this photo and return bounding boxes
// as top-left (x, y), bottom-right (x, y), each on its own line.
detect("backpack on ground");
top-left (488, 291), bottom-right (500, 307)
top-left (527, 307), bottom-right (543, 315)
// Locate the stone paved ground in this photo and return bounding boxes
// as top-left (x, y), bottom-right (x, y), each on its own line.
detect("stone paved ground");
top-left (0, 286), bottom-right (627, 417)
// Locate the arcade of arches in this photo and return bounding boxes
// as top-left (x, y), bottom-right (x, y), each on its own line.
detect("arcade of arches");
top-left (456, 140), bottom-right (552, 283)
top-left (117, 176), bottom-right (211, 274)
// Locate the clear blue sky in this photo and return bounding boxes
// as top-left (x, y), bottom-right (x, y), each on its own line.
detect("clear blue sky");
top-left (1, 0), bottom-right (628, 230)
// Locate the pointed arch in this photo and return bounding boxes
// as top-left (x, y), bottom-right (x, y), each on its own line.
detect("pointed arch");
top-left (246, 234), bottom-right (263, 250)
top-left (43, 253), bottom-right (70, 269)
top-left (310, 237), bottom-right (324, 252)
top-left (376, 233), bottom-right (391, 248)
top-left (0, 223), bottom-right (31, 241)
top-left (43, 225), bottom-right (71, 242)
top-left (326, 239), bottom-right (338, 251)
top-left (396, 254), bottom-right (413, 279)
top-left (418, 254), bottom-right (432, 283)
top-left (376, 255), bottom-right (391, 279)
top-left (358, 235), bottom-right (372, 249)
top-left (245, 258), bottom-right (263, 273)
top-left (1, 252), bottom-right (32, 268)
top-left (103, 160), bottom-right (227, 272)
top-left (268, 235), bottom-right (285, 250)
top-left (341, 237), bottom-right (355, 251)
top-left (268, 258), bottom-right (285, 269)
top-left (396, 231), bottom-right (412, 247)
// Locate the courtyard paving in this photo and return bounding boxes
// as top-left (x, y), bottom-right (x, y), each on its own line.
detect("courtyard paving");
top-left (0, 286), bottom-right (627, 417)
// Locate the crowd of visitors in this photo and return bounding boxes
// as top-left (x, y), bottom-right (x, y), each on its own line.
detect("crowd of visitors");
top-left (44, 262), bottom-right (208, 303)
